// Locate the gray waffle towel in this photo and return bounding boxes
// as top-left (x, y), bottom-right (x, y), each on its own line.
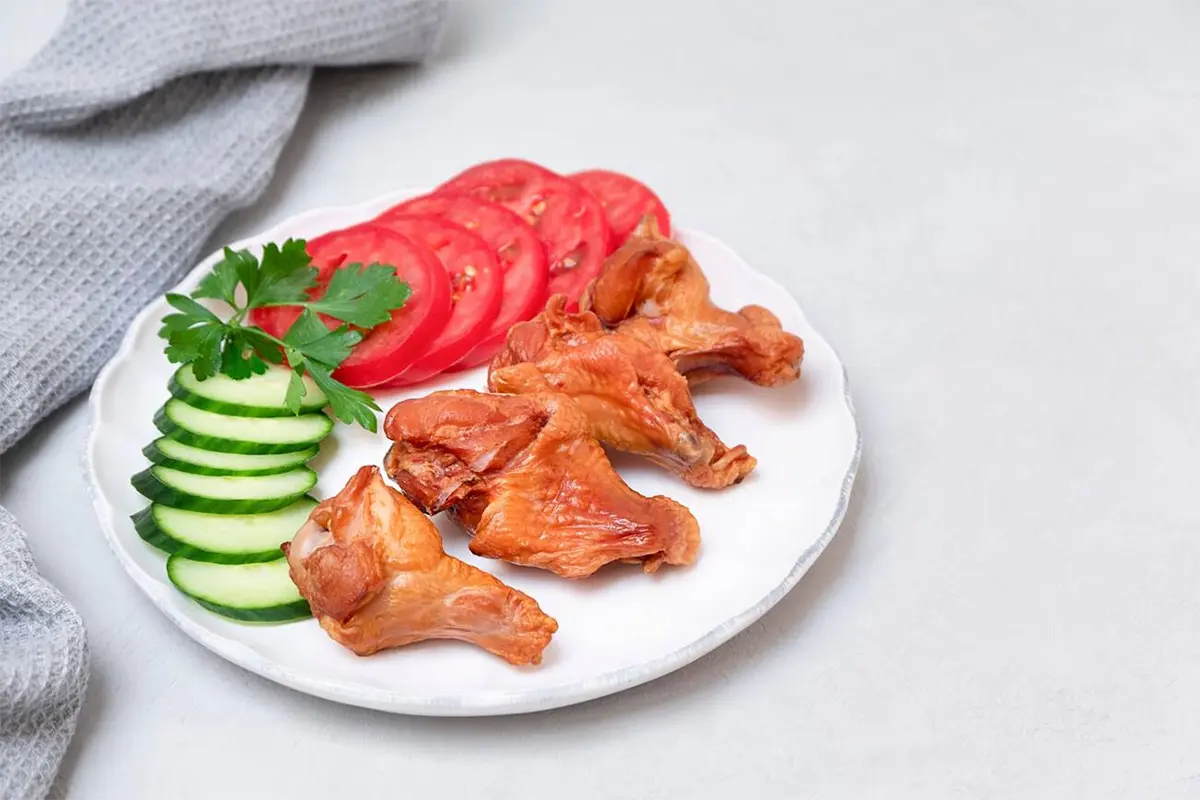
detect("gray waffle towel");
top-left (0, 2), bottom-right (446, 797)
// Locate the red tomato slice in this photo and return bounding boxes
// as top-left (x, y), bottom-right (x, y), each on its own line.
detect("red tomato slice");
top-left (250, 224), bottom-right (452, 389)
top-left (571, 169), bottom-right (672, 248)
top-left (381, 192), bottom-right (549, 369)
top-left (436, 159), bottom-right (610, 307)
top-left (369, 214), bottom-right (502, 385)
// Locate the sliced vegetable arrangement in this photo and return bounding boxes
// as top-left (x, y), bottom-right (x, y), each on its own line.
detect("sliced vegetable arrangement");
top-left (133, 365), bottom-right (334, 621)
top-left (251, 225), bottom-right (451, 389)
top-left (380, 192), bottom-right (550, 369)
top-left (369, 214), bottom-right (502, 385)
top-left (161, 238), bottom-right (409, 429)
top-left (134, 158), bottom-right (673, 623)
top-left (135, 238), bottom-right (411, 621)
top-left (571, 169), bottom-right (671, 246)
top-left (436, 159), bottom-right (612, 306)
top-left (252, 159), bottom-right (671, 388)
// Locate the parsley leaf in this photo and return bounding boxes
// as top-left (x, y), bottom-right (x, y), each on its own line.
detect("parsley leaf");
top-left (229, 248), bottom-right (263, 301)
top-left (158, 312), bottom-right (203, 338)
top-left (283, 309), bottom-right (363, 368)
top-left (306, 362), bottom-right (381, 433)
top-left (165, 293), bottom-right (222, 324)
top-left (158, 238), bottom-right (409, 432)
top-left (220, 331), bottom-right (269, 379)
top-left (193, 249), bottom-right (244, 306)
top-left (250, 240), bottom-right (316, 308)
top-left (165, 322), bottom-right (225, 380)
top-left (284, 367), bottom-right (308, 416)
top-left (160, 294), bottom-right (226, 379)
top-left (308, 263), bottom-right (413, 327)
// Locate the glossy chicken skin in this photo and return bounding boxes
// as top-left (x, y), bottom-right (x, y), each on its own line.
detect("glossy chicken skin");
top-left (580, 218), bottom-right (804, 386)
top-left (384, 391), bottom-right (700, 578)
top-left (283, 466), bottom-right (557, 665)
top-left (488, 296), bottom-right (755, 488)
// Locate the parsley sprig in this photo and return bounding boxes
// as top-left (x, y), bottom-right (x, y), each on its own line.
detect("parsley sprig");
top-left (158, 239), bottom-right (410, 432)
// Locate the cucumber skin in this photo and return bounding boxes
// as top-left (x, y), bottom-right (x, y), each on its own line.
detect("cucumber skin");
top-left (153, 406), bottom-right (325, 455)
top-left (130, 468), bottom-right (315, 514)
top-left (169, 370), bottom-right (325, 418)
top-left (132, 506), bottom-right (288, 564)
top-left (165, 556), bottom-right (312, 623)
top-left (142, 440), bottom-right (318, 477)
top-left (191, 595), bottom-right (311, 623)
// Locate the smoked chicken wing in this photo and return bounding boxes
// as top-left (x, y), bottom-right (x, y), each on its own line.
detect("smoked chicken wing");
top-left (284, 466), bottom-right (557, 665)
top-left (384, 390), bottom-right (700, 579)
top-left (488, 295), bottom-right (755, 488)
top-left (580, 218), bottom-right (804, 386)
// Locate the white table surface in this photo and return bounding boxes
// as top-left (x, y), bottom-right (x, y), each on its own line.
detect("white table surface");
top-left (3, 2), bottom-right (1198, 797)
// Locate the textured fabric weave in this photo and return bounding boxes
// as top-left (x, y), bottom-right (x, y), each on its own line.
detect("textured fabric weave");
top-left (0, 2), bottom-right (445, 797)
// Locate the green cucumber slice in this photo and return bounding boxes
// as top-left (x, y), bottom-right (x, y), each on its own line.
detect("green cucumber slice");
top-left (133, 497), bottom-right (317, 563)
top-left (143, 437), bottom-right (318, 476)
top-left (167, 555), bottom-right (311, 622)
top-left (131, 465), bottom-right (317, 514)
top-left (169, 365), bottom-right (326, 417)
top-left (154, 399), bottom-right (332, 454)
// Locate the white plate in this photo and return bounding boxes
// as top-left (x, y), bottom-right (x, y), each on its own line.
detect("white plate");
top-left (85, 189), bottom-right (861, 716)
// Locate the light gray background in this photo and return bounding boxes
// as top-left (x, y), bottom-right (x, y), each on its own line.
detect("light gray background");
top-left (2, 1), bottom-right (1197, 797)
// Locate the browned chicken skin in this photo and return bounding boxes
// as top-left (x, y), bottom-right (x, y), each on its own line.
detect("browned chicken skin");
top-left (384, 390), bottom-right (700, 579)
top-left (580, 218), bottom-right (804, 387)
top-left (488, 296), bottom-right (755, 488)
top-left (283, 466), bottom-right (557, 665)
